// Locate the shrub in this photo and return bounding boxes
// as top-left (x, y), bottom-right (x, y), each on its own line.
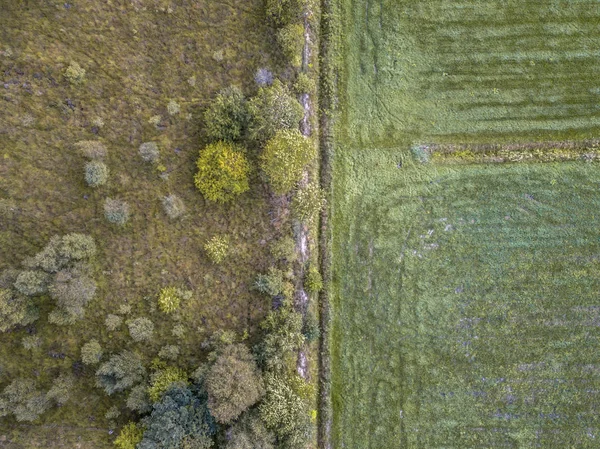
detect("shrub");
top-left (105, 314), bottom-right (123, 331)
top-left (95, 350), bottom-right (146, 395)
top-left (257, 309), bottom-right (304, 372)
top-left (0, 288), bottom-right (38, 332)
top-left (260, 130), bottom-right (314, 195)
top-left (259, 373), bottom-right (309, 439)
top-left (304, 265), bottom-right (323, 293)
top-left (158, 345), bottom-right (180, 361)
top-left (22, 335), bottom-right (41, 351)
top-left (75, 140), bottom-right (107, 159)
top-left (302, 312), bottom-right (320, 343)
top-left (128, 317), bottom-right (155, 342)
top-left (292, 182), bottom-right (325, 224)
top-left (205, 344), bottom-right (264, 424)
top-left (14, 270), bottom-right (49, 296)
top-left (126, 384), bottom-right (152, 413)
top-left (138, 385), bottom-right (215, 449)
top-left (265, 0), bottom-right (301, 26)
top-left (167, 99), bottom-right (181, 115)
top-left (254, 68), bottom-right (274, 87)
top-left (225, 411), bottom-right (275, 449)
top-left (148, 366), bottom-right (188, 402)
top-left (60, 233), bottom-right (97, 260)
top-left (1, 378), bottom-right (50, 422)
top-left (64, 61), bottom-right (86, 84)
top-left (46, 373), bottom-right (74, 406)
top-left (194, 142), bottom-right (250, 203)
top-left (162, 194), bottom-right (185, 219)
top-left (254, 267), bottom-right (285, 296)
top-left (158, 287), bottom-right (181, 314)
top-left (118, 303), bottom-right (132, 315)
top-left (204, 86), bottom-right (249, 142)
top-left (172, 324), bottom-right (186, 338)
top-left (49, 271), bottom-right (97, 319)
top-left (248, 80), bottom-right (304, 141)
top-left (293, 72), bottom-right (316, 96)
top-left (81, 339), bottom-right (103, 365)
top-left (139, 142), bottom-right (160, 163)
top-left (115, 422), bottom-right (144, 449)
top-left (84, 160), bottom-right (109, 187)
top-left (104, 198), bottom-right (130, 225)
top-left (204, 235), bottom-right (230, 264)
top-left (270, 236), bottom-right (297, 263)
top-left (277, 23), bottom-right (304, 68)
top-left (48, 308), bottom-right (77, 326)
top-left (105, 405), bottom-right (121, 419)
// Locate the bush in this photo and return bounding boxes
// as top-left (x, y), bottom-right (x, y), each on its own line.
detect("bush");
top-left (14, 270), bottom-right (49, 296)
top-left (293, 72), bottom-right (316, 96)
top-left (128, 317), bottom-right (154, 342)
top-left (104, 198), bottom-right (130, 225)
top-left (46, 373), bottom-right (74, 406)
top-left (138, 385), bottom-right (215, 449)
top-left (302, 313), bottom-right (320, 343)
top-left (114, 422), bottom-right (144, 449)
top-left (259, 373), bottom-right (309, 439)
top-left (248, 80), bottom-right (304, 142)
top-left (126, 384), bottom-right (152, 414)
top-left (64, 61), bottom-right (86, 84)
top-left (105, 314), bottom-right (123, 331)
top-left (260, 130), bottom-right (314, 195)
top-left (158, 345), bottom-right (180, 361)
top-left (292, 181), bottom-right (325, 224)
top-left (204, 86), bottom-right (249, 142)
top-left (257, 309), bottom-right (304, 372)
top-left (194, 142), bottom-right (250, 203)
top-left (75, 140), bottom-right (107, 159)
top-left (118, 303), bottom-right (132, 315)
top-left (60, 233), bottom-right (97, 260)
top-left (172, 324), bottom-right (186, 338)
top-left (304, 266), bottom-right (323, 293)
top-left (205, 344), bottom-right (264, 424)
top-left (81, 340), bottom-right (103, 365)
top-left (139, 142), bottom-right (160, 163)
top-left (162, 194), bottom-right (185, 219)
top-left (148, 366), bottom-right (188, 402)
top-left (84, 160), bottom-right (109, 187)
top-left (265, 0), bottom-right (301, 26)
top-left (49, 271), bottom-right (97, 319)
top-left (96, 350), bottom-right (146, 395)
top-left (0, 288), bottom-right (38, 332)
top-left (270, 236), bottom-right (297, 263)
top-left (168, 99), bottom-right (181, 115)
top-left (254, 267), bottom-right (285, 296)
top-left (22, 335), bottom-right (41, 351)
top-left (204, 235), bottom-right (230, 264)
top-left (105, 405), bottom-right (121, 419)
top-left (48, 308), bottom-right (78, 326)
top-left (225, 411), bottom-right (275, 449)
top-left (277, 23), bottom-right (304, 68)
top-left (254, 68), bottom-right (274, 87)
top-left (1, 378), bottom-right (50, 422)
top-left (158, 287), bottom-right (181, 314)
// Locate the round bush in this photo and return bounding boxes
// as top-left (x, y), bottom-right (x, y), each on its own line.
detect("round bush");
top-left (127, 317), bottom-right (154, 342)
top-left (104, 198), bottom-right (130, 225)
top-left (64, 61), bottom-right (86, 84)
top-left (304, 266), bottom-right (323, 293)
top-left (167, 99), bottom-right (180, 115)
top-left (158, 286), bottom-right (181, 314)
top-left (204, 235), bottom-right (229, 264)
top-left (81, 339), bottom-right (103, 365)
top-left (204, 86), bottom-right (248, 142)
top-left (105, 314), bottom-right (123, 331)
top-left (139, 142), bottom-right (160, 163)
top-left (60, 233), bottom-right (97, 260)
top-left (260, 129), bottom-right (315, 195)
top-left (162, 194), bottom-right (185, 219)
top-left (84, 161), bottom-right (109, 187)
top-left (194, 142), bottom-right (250, 203)
top-left (14, 270), bottom-right (49, 296)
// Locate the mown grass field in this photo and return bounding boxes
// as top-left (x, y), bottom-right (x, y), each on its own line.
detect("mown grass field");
top-left (0, 0), bottom-right (276, 445)
top-left (340, 0), bottom-right (600, 148)
top-left (331, 151), bottom-right (600, 448)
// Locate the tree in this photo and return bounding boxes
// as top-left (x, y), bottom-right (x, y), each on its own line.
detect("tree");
top-left (127, 317), bottom-right (154, 342)
top-left (0, 378), bottom-right (50, 422)
top-left (81, 339), bottom-right (103, 365)
top-left (96, 351), bottom-right (146, 395)
top-left (148, 366), bottom-right (188, 402)
top-left (260, 130), bottom-right (314, 195)
top-left (158, 287), bottom-right (181, 314)
top-left (114, 422), bottom-right (144, 449)
top-left (204, 235), bottom-right (230, 264)
top-left (204, 86), bottom-right (249, 142)
top-left (248, 80), bottom-right (304, 141)
top-left (104, 198), bottom-right (130, 225)
top-left (205, 344), bottom-right (264, 424)
top-left (225, 411), bottom-right (275, 449)
top-left (14, 270), bottom-right (50, 296)
top-left (126, 384), bottom-right (152, 414)
top-left (0, 288), bottom-right (39, 333)
top-left (46, 373), bottom-right (74, 406)
top-left (256, 309), bottom-right (305, 373)
top-left (85, 160), bottom-right (109, 187)
top-left (194, 142), bottom-right (250, 203)
top-left (49, 269), bottom-right (96, 320)
top-left (137, 385), bottom-right (215, 449)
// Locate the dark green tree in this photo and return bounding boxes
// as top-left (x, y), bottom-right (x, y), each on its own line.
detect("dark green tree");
top-left (204, 86), bottom-right (249, 142)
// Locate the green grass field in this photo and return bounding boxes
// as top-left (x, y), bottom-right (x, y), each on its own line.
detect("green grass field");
top-left (340, 0), bottom-right (600, 148)
top-left (331, 151), bottom-right (600, 448)
top-left (0, 0), bottom-right (275, 445)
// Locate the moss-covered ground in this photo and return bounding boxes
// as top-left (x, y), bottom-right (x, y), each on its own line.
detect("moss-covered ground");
top-left (0, 0), bottom-right (277, 445)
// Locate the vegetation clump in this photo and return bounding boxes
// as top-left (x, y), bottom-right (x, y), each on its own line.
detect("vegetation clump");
top-left (304, 265), bottom-right (323, 293)
top-left (224, 411), bottom-right (275, 449)
top-left (81, 339), bottom-right (103, 365)
top-left (204, 86), bottom-right (249, 142)
top-left (167, 99), bottom-right (181, 115)
top-left (127, 317), bottom-right (155, 342)
top-left (260, 130), bottom-right (314, 195)
top-left (158, 286), bottom-right (181, 314)
top-left (162, 194), bottom-right (185, 219)
top-left (270, 236), bottom-right (297, 263)
top-left (46, 373), bottom-right (74, 407)
top-left (126, 384), bottom-right (152, 414)
top-left (14, 270), bottom-right (49, 296)
top-left (254, 267), bottom-right (286, 297)
top-left (148, 366), bottom-right (188, 402)
top-left (204, 235), bottom-right (230, 264)
top-left (85, 160), bottom-right (109, 187)
top-left (104, 198), bottom-right (130, 225)
top-left (114, 422), bottom-right (144, 449)
top-left (0, 378), bottom-right (50, 422)
top-left (139, 142), bottom-right (160, 163)
top-left (294, 72), bottom-right (316, 96)
top-left (277, 23), bottom-right (305, 68)
top-left (158, 345), bottom-right (180, 361)
top-left (105, 314), bottom-right (123, 331)
top-left (95, 350), bottom-right (146, 395)
top-left (64, 61), bottom-right (86, 84)
top-left (75, 140), bottom-right (107, 160)
top-left (0, 288), bottom-right (38, 332)
top-left (292, 181), bottom-right (325, 224)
